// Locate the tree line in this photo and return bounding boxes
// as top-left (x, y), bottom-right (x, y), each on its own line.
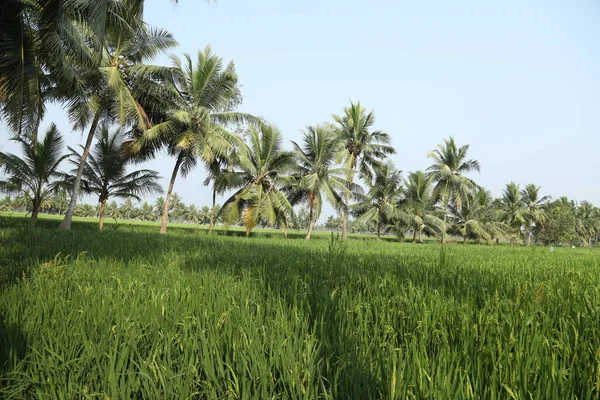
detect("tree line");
top-left (1, 0), bottom-right (598, 246)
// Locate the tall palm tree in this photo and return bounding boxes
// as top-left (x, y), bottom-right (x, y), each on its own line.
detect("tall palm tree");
top-left (58, 23), bottom-right (177, 230)
top-left (154, 196), bottom-right (165, 218)
top-left (0, 123), bottom-right (67, 225)
top-left (521, 183), bottom-right (551, 246)
top-left (332, 101), bottom-right (395, 240)
top-left (575, 201), bottom-right (599, 247)
top-left (134, 46), bottom-right (260, 234)
top-left (218, 124), bottom-right (296, 237)
top-left (426, 137), bottom-right (480, 242)
top-left (67, 125), bottom-right (163, 230)
top-left (286, 125), bottom-right (351, 239)
top-left (500, 182), bottom-right (525, 239)
top-left (398, 170), bottom-right (447, 243)
top-left (352, 161), bottom-right (403, 239)
top-left (182, 204), bottom-right (202, 224)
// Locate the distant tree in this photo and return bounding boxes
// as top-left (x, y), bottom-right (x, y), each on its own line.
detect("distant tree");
top-left (521, 184), bottom-right (551, 246)
top-left (120, 199), bottom-right (136, 220)
top-left (67, 126), bottom-right (163, 230)
top-left (398, 171), bottom-right (447, 243)
top-left (136, 202), bottom-right (156, 221)
top-left (427, 137), bottom-right (480, 238)
top-left (535, 197), bottom-right (577, 246)
top-left (0, 124), bottom-right (68, 225)
top-left (75, 203), bottom-right (97, 218)
top-left (287, 125), bottom-right (351, 239)
top-left (500, 182), bottom-right (525, 239)
top-left (182, 204), bottom-right (202, 223)
top-left (333, 101), bottom-right (395, 240)
top-left (352, 161), bottom-right (403, 239)
top-left (219, 124), bottom-right (296, 237)
top-left (325, 215), bottom-right (342, 232)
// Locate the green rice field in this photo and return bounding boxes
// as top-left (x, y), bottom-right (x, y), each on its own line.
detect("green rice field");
top-left (1, 214), bottom-right (599, 399)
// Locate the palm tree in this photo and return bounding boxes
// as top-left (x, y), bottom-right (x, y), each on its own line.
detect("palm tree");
top-left (399, 171), bottom-right (447, 243)
top-left (0, 124), bottom-right (68, 225)
top-left (427, 137), bottom-right (480, 233)
top-left (134, 46), bottom-right (260, 234)
top-left (500, 182), bottom-right (525, 239)
top-left (136, 202), bottom-right (155, 221)
top-left (75, 203), bottom-right (97, 218)
top-left (0, 0), bottom-right (145, 140)
top-left (219, 124), bottom-right (296, 237)
top-left (575, 201), bottom-right (599, 247)
top-left (67, 125), bottom-right (163, 230)
top-left (181, 204), bottom-right (202, 224)
top-left (332, 101), bottom-right (395, 240)
top-left (203, 151), bottom-right (245, 233)
top-left (287, 125), bottom-right (351, 239)
top-left (521, 183), bottom-right (551, 246)
top-left (120, 199), bottom-right (136, 220)
top-left (352, 161), bottom-right (403, 239)
top-left (449, 189), bottom-right (510, 245)
top-left (154, 196), bottom-right (165, 219)
top-left (58, 22), bottom-right (177, 230)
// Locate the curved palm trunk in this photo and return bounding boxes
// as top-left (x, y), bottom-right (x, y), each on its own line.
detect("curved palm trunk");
top-left (418, 229), bottom-right (423, 243)
top-left (98, 199), bottom-right (107, 230)
top-left (160, 152), bottom-right (184, 234)
top-left (305, 197), bottom-right (315, 240)
top-left (412, 229), bottom-right (417, 243)
top-left (59, 112), bottom-right (101, 230)
top-left (209, 189), bottom-right (216, 234)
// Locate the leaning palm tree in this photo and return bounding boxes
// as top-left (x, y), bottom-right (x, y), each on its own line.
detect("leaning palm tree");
top-left (286, 125), bottom-right (352, 239)
top-left (332, 101), bottom-right (395, 240)
top-left (352, 161), bottom-right (403, 239)
top-left (427, 137), bottom-right (480, 241)
top-left (218, 124), bottom-right (296, 237)
top-left (67, 125), bottom-right (163, 230)
top-left (134, 46), bottom-right (260, 234)
top-left (521, 183), bottom-right (551, 246)
top-left (398, 170), bottom-right (447, 243)
top-left (0, 124), bottom-right (68, 225)
top-left (58, 23), bottom-right (177, 230)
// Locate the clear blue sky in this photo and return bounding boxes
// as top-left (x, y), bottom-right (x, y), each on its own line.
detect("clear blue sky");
top-left (1, 0), bottom-right (599, 215)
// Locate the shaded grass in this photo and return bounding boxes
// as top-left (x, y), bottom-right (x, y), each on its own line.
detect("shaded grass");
top-left (0, 215), bottom-right (599, 398)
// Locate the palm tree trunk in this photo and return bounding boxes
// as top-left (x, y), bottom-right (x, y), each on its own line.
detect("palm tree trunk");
top-left (31, 202), bottom-right (40, 226)
top-left (377, 223), bottom-right (381, 240)
top-left (463, 235), bottom-right (468, 245)
top-left (98, 199), bottom-right (107, 230)
top-left (160, 152), bottom-right (184, 234)
top-left (412, 229), bottom-right (417, 243)
top-left (342, 172), bottom-right (355, 241)
top-left (305, 200), bottom-right (315, 240)
top-left (418, 229), bottom-right (423, 243)
top-left (59, 112), bottom-right (101, 230)
top-left (209, 189), bottom-right (216, 234)
top-left (526, 223), bottom-right (532, 246)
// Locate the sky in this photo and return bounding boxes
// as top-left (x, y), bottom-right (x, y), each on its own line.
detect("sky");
top-left (1, 0), bottom-right (599, 218)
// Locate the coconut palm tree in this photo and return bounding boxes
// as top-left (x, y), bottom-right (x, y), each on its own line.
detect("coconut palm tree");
top-left (332, 101), bottom-right (395, 240)
top-left (352, 161), bottom-right (403, 239)
top-left (398, 170), bottom-right (447, 243)
top-left (219, 124), bottom-right (296, 237)
top-left (427, 137), bottom-right (480, 233)
top-left (134, 46), bottom-right (260, 234)
top-left (75, 203), bottom-right (97, 218)
top-left (181, 204), bottom-right (202, 223)
top-left (500, 182), bottom-right (525, 237)
top-left (136, 202), bottom-right (155, 221)
top-left (521, 183), bottom-right (551, 246)
top-left (0, 123), bottom-right (68, 225)
top-left (575, 201), bottom-right (599, 247)
top-left (120, 198), bottom-right (136, 220)
top-left (0, 0), bottom-right (146, 140)
top-left (58, 22), bottom-right (177, 230)
top-left (449, 189), bottom-right (510, 245)
top-left (154, 196), bottom-right (165, 219)
top-left (286, 125), bottom-right (352, 239)
top-left (66, 125), bottom-right (163, 230)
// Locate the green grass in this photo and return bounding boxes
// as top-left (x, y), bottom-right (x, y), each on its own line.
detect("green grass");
top-left (1, 215), bottom-right (599, 398)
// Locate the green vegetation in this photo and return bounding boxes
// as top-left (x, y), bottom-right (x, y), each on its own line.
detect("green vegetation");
top-left (1, 215), bottom-right (599, 398)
